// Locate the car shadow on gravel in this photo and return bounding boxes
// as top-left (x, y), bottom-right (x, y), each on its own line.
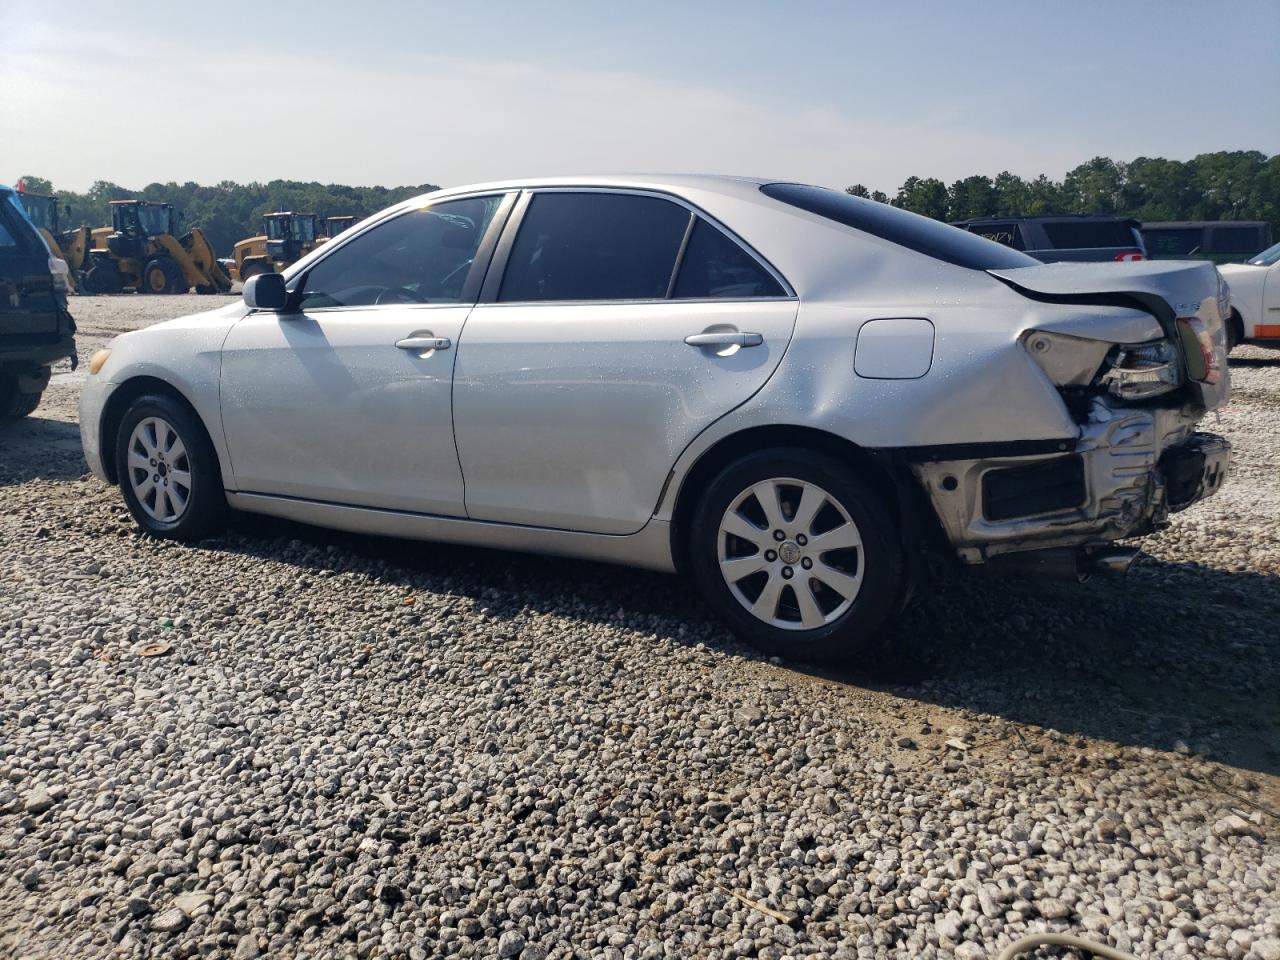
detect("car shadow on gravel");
top-left (816, 559), bottom-right (1280, 778)
top-left (212, 511), bottom-right (1279, 778)
top-left (0, 416), bottom-right (87, 485)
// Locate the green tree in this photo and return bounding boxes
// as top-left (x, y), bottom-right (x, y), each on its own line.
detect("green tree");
top-left (992, 171), bottom-right (1029, 216)
top-left (892, 176), bottom-right (949, 219)
top-left (17, 174), bottom-right (54, 195)
top-left (845, 184), bottom-right (871, 198)
top-left (1061, 157), bottom-right (1124, 214)
top-left (947, 175), bottom-right (997, 220)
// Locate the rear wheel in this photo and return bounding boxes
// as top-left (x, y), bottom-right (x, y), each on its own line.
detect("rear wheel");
top-left (0, 375), bottom-right (43, 419)
top-left (115, 394), bottom-right (225, 541)
top-left (142, 257), bottom-right (186, 294)
top-left (688, 449), bottom-right (905, 663)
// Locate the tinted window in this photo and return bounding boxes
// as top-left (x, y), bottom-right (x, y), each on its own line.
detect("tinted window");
top-left (1144, 228), bottom-right (1204, 256)
top-left (1, 196), bottom-right (32, 249)
top-left (761, 182), bottom-right (1035, 270)
top-left (1210, 225), bottom-right (1266, 254)
top-left (1248, 241), bottom-right (1280, 266)
top-left (300, 195), bottom-right (502, 309)
top-left (1041, 221), bottom-right (1138, 249)
top-left (673, 219), bottom-right (785, 298)
top-left (960, 222), bottom-right (1024, 250)
top-left (499, 192), bottom-right (689, 302)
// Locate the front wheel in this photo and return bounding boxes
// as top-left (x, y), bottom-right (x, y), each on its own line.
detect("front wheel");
top-left (141, 257), bottom-right (186, 294)
top-left (688, 449), bottom-right (905, 663)
top-left (115, 394), bottom-right (225, 541)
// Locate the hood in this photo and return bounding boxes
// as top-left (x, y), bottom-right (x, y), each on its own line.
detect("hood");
top-left (989, 260), bottom-right (1223, 321)
top-left (1217, 262), bottom-right (1264, 279)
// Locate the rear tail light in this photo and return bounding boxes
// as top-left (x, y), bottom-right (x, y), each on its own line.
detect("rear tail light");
top-left (1176, 317), bottom-right (1221, 384)
top-left (1113, 252), bottom-right (1145, 262)
top-left (1096, 339), bottom-right (1181, 399)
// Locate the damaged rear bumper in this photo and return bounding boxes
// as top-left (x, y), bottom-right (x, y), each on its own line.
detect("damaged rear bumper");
top-left (911, 399), bottom-right (1230, 564)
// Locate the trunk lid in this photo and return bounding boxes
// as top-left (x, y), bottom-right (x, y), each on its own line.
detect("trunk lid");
top-left (989, 260), bottom-right (1230, 411)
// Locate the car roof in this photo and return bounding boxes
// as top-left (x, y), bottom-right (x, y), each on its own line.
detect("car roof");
top-left (410, 174), bottom-right (775, 204)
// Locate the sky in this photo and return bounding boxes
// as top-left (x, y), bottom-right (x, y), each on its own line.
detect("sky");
top-left (2, 0), bottom-right (1277, 195)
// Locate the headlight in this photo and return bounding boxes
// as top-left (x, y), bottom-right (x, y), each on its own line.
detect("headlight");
top-left (48, 257), bottom-right (70, 293)
top-left (87, 349), bottom-right (112, 375)
top-left (1096, 339), bottom-right (1182, 399)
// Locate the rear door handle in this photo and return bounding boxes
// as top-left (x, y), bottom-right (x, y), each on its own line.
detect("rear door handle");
top-left (395, 336), bottom-right (451, 351)
top-left (684, 332), bottom-right (764, 348)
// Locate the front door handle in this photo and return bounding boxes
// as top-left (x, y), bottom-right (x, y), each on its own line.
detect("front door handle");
top-left (684, 332), bottom-right (764, 348)
top-left (395, 336), bottom-right (452, 351)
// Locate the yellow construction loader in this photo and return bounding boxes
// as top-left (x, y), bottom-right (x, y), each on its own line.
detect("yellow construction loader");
top-left (82, 200), bottom-right (231, 295)
top-left (16, 190), bottom-right (92, 293)
top-left (321, 215), bottom-right (357, 240)
top-left (230, 212), bottom-right (321, 283)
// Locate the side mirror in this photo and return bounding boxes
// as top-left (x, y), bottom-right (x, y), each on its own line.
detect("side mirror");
top-left (243, 272), bottom-right (288, 310)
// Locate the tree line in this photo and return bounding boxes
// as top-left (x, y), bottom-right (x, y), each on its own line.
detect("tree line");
top-left (847, 150), bottom-right (1279, 228)
top-left (15, 175), bottom-right (440, 258)
top-left (19, 149), bottom-right (1279, 257)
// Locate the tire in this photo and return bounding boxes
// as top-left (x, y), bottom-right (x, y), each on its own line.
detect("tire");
top-left (1227, 312), bottom-right (1245, 352)
top-left (688, 448), bottom-right (905, 664)
top-left (114, 393), bottom-right (225, 541)
top-left (83, 262), bottom-right (124, 295)
top-left (141, 257), bottom-right (186, 295)
top-left (0, 376), bottom-right (42, 419)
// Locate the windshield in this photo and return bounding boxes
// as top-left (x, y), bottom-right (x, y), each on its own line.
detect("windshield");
top-left (265, 217), bottom-right (291, 241)
top-left (296, 217), bottom-right (316, 242)
top-left (1247, 241), bottom-right (1280, 266)
top-left (137, 205), bottom-right (172, 236)
top-left (20, 195), bottom-right (56, 232)
top-left (760, 182), bottom-right (1037, 270)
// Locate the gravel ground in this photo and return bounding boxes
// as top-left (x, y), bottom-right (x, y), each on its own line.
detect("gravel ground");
top-left (1, 295), bottom-right (1277, 960)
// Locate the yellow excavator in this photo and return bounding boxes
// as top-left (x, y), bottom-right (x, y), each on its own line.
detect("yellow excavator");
top-left (82, 200), bottom-right (232, 295)
top-left (15, 190), bottom-right (92, 293)
top-left (230, 212), bottom-right (321, 283)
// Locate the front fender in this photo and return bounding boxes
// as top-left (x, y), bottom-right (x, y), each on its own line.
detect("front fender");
top-left (89, 302), bottom-right (247, 488)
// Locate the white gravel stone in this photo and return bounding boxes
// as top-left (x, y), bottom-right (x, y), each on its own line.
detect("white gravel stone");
top-left (1, 296), bottom-right (1277, 958)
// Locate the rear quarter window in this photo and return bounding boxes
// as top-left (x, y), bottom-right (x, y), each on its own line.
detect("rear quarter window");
top-left (760, 183), bottom-right (1036, 270)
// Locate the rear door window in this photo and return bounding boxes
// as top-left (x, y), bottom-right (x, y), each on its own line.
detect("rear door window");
top-left (1041, 221), bottom-right (1137, 249)
top-left (672, 219), bottom-right (785, 298)
top-left (498, 192), bottom-right (690, 302)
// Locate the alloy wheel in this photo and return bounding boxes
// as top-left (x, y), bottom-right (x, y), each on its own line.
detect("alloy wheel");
top-left (717, 477), bottom-right (864, 630)
top-left (127, 416), bottom-right (192, 523)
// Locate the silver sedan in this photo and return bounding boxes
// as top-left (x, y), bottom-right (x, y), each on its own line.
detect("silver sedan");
top-left (79, 176), bottom-right (1232, 661)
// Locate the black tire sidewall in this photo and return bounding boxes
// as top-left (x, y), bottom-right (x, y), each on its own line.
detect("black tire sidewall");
top-left (114, 394), bottom-right (223, 541)
top-left (689, 449), bottom-right (904, 663)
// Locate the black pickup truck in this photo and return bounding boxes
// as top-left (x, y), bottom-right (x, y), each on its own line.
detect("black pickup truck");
top-left (1, 183), bottom-right (76, 418)
top-left (951, 215), bottom-right (1147, 263)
